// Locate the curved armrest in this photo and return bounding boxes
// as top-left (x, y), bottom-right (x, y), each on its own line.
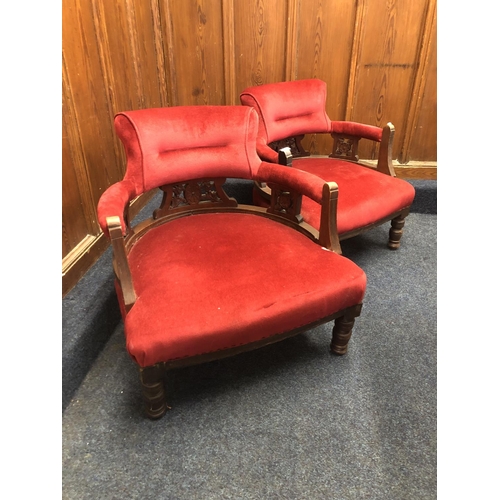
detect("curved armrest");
top-left (97, 179), bottom-right (137, 237)
top-left (255, 162), bottom-right (325, 203)
top-left (256, 137), bottom-right (279, 163)
top-left (330, 120), bottom-right (383, 142)
top-left (107, 216), bottom-right (136, 311)
top-left (255, 162), bottom-right (341, 253)
top-left (330, 121), bottom-right (395, 176)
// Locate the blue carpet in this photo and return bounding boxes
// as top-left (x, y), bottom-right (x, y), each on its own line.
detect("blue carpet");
top-left (62, 180), bottom-right (436, 499)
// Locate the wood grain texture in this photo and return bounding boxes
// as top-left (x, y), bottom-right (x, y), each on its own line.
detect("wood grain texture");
top-left (402, 0), bottom-right (436, 162)
top-left (62, 54), bottom-right (100, 255)
top-left (163, 0), bottom-right (225, 105)
top-left (222, 0), bottom-right (237, 104)
top-left (62, 0), bottom-right (437, 296)
top-left (150, 0), bottom-right (171, 107)
top-left (350, 0), bottom-right (433, 161)
top-left (295, 0), bottom-right (358, 154)
top-left (233, 0), bottom-right (287, 92)
top-left (63, 0), bottom-right (123, 194)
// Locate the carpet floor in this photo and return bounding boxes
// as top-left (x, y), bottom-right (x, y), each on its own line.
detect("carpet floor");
top-left (62, 200), bottom-right (436, 499)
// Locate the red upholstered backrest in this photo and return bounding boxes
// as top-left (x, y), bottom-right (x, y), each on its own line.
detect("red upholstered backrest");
top-left (240, 79), bottom-right (332, 143)
top-left (114, 106), bottom-right (262, 194)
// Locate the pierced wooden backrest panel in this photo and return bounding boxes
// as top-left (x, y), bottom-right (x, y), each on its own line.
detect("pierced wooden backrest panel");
top-left (269, 135), bottom-right (310, 158)
top-left (153, 178), bottom-right (238, 219)
top-left (330, 134), bottom-right (360, 162)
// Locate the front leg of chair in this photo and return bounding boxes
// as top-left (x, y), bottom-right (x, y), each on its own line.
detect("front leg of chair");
top-left (330, 304), bottom-right (363, 355)
top-left (139, 364), bottom-right (169, 419)
top-left (388, 208), bottom-right (410, 250)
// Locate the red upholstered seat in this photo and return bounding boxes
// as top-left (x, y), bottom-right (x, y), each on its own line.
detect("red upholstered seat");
top-left (98, 105), bottom-right (367, 419)
top-left (240, 79), bottom-right (416, 247)
top-left (125, 213), bottom-right (366, 367)
top-left (293, 158), bottom-right (416, 235)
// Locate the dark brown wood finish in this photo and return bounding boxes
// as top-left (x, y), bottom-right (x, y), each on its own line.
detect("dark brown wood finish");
top-left (104, 177), bottom-right (360, 419)
top-left (139, 303), bottom-right (363, 419)
top-left (254, 119), bottom-right (408, 250)
top-left (63, 0), bottom-right (436, 296)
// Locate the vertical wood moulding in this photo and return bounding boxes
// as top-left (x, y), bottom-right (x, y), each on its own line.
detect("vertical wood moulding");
top-left (222, 0), bottom-right (236, 104)
top-left (285, 0), bottom-right (299, 82)
top-left (124, 0), bottom-right (145, 108)
top-left (161, 0), bottom-right (178, 106)
top-left (398, 0), bottom-right (436, 164)
top-left (150, 0), bottom-right (170, 107)
top-left (194, 1), bottom-right (209, 104)
top-left (91, 0), bottom-right (123, 167)
top-left (62, 55), bottom-right (99, 235)
top-left (345, 0), bottom-right (366, 121)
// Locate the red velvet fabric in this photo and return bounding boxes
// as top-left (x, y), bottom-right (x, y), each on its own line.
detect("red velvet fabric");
top-left (98, 106), bottom-right (265, 235)
top-left (97, 179), bottom-right (136, 237)
top-left (97, 105), bottom-right (340, 235)
top-left (240, 79), bottom-right (385, 145)
top-left (293, 159), bottom-right (416, 234)
top-left (240, 79), bottom-right (331, 143)
top-left (124, 213), bottom-right (366, 367)
top-left (255, 162), bottom-right (325, 204)
top-left (114, 106), bottom-right (263, 194)
top-left (330, 121), bottom-right (382, 142)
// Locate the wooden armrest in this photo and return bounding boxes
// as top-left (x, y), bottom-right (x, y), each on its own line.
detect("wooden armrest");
top-left (319, 182), bottom-right (341, 254)
top-left (278, 147), bottom-right (293, 166)
top-left (330, 121), bottom-right (396, 177)
top-left (107, 216), bottom-right (136, 311)
top-left (97, 180), bottom-right (137, 236)
top-left (256, 163), bottom-right (341, 253)
top-left (376, 123), bottom-right (396, 176)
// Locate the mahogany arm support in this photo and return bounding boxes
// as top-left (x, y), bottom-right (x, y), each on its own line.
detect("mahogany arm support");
top-left (330, 121), bottom-right (396, 177)
top-left (97, 179), bottom-right (137, 237)
top-left (106, 215), bottom-right (136, 311)
top-left (377, 122), bottom-right (396, 177)
top-left (255, 162), bottom-right (341, 253)
top-left (330, 120), bottom-right (383, 142)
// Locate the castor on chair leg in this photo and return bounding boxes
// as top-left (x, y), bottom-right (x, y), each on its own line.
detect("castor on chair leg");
top-left (140, 364), bottom-right (169, 419)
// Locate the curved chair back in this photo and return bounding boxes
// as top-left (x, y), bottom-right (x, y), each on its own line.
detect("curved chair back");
top-left (114, 105), bottom-right (262, 195)
top-left (240, 79), bottom-right (331, 143)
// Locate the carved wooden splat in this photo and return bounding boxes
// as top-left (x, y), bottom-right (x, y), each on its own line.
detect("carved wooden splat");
top-left (154, 178), bottom-right (238, 219)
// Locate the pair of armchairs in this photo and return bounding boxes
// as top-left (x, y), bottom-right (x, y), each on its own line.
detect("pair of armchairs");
top-left (97, 80), bottom-right (415, 419)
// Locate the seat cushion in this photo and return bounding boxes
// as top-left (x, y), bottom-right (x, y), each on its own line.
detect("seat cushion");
top-left (124, 213), bottom-right (366, 367)
top-left (292, 158), bottom-right (416, 235)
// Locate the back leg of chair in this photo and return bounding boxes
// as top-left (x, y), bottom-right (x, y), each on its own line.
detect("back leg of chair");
top-left (139, 364), bottom-right (169, 419)
top-left (330, 305), bottom-right (362, 355)
top-left (388, 209), bottom-right (410, 250)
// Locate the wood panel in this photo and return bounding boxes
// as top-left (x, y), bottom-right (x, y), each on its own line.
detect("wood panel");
top-left (161, 0), bottom-right (225, 105)
top-left (62, 0), bottom-right (123, 202)
top-left (233, 0), bottom-right (288, 95)
top-left (349, 0), bottom-right (433, 161)
top-left (294, 0), bottom-right (358, 154)
top-left (402, 1), bottom-right (437, 163)
top-left (62, 0), bottom-right (437, 296)
top-left (62, 129), bottom-right (90, 258)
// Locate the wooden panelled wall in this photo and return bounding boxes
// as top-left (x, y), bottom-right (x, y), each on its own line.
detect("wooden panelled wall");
top-left (62, 0), bottom-right (437, 296)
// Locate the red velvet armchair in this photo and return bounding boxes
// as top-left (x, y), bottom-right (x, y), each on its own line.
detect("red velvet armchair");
top-left (240, 79), bottom-right (416, 249)
top-left (97, 105), bottom-right (367, 419)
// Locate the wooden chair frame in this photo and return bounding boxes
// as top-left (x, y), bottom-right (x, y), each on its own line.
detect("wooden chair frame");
top-left (254, 122), bottom-right (410, 248)
top-left (107, 177), bottom-right (362, 419)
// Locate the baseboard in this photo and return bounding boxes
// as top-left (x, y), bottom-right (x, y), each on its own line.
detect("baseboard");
top-left (62, 191), bottom-right (157, 297)
top-left (361, 160), bottom-right (437, 180)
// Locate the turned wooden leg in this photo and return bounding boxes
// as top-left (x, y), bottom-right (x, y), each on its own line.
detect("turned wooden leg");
top-left (139, 364), bottom-right (169, 419)
top-left (330, 315), bottom-right (356, 355)
top-left (388, 213), bottom-right (407, 250)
